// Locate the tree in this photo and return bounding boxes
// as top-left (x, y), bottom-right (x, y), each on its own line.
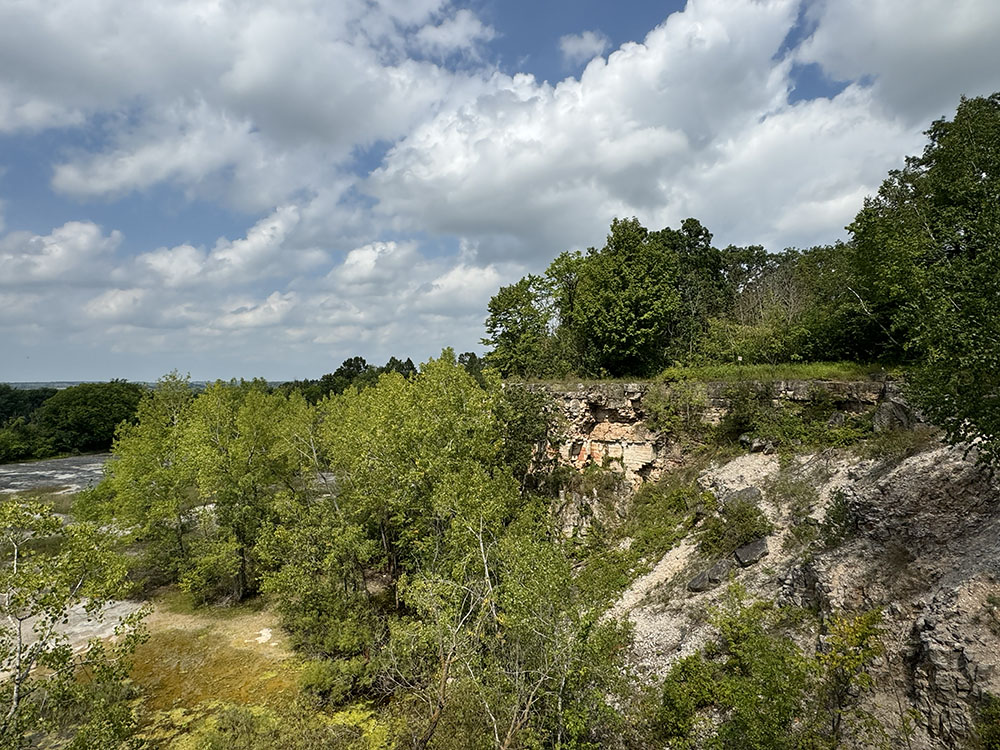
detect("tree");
top-left (180, 382), bottom-right (306, 601)
top-left (264, 352), bottom-right (628, 747)
top-left (0, 500), bottom-right (146, 747)
top-left (0, 386), bottom-right (56, 426)
top-left (848, 93), bottom-right (1000, 464)
top-left (104, 372), bottom-right (196, 583)
top-left (482, 276), bottom-right (553, 378)
top-left (34, 381), bottom-right (144, 454)
top-left (570, 217), bottom-right (681, 376)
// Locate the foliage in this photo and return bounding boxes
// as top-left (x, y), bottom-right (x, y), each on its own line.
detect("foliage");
top-left (33, 380), bottom-right (144, 454)
top-left (626, 478), bottom-right (705, 563)
top-left (482, 276), bottom-right (556, 378)
top-left (969, 693), bottom-right (1000, 750)
top-left (657, 361), bottom-right (889, 382)
top-left (0, 418), bottom-right (54, 464)
top-left (105, 372), bottom-right (196, 585)
top-left (0, 499), bottom-right (147, 748)
top-left (139, 700), bottom-right (384, 750)
top-left (857, 424), bottom-right (939, 463)
top-left (276, 356), bottom-right (418, 404)
top-left (643, 380), bottom-right (709, 438)
top-left (820, 491), bottom-right (855, 548)
top-left (696, 495), bottom-right (773, 558)
top-left (0, 385), bottom-right (57, 424)
top-left (258, 352), bottom-right (631, 748)
top-left (713, 380), bottom-right (872, 452)
top-left (655, 588), bottom-right (887, 750)
top-left (847, 93), bottom-right (1000, 466)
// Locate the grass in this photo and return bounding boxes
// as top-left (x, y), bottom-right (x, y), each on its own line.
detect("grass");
top-left (515, 362), bottom-right (898, 390)
top-left (658, 361), bottom-right (897, 383)
top-left (131, 590), bottom-right (301, 714)
top-left (1, 485), bottom-right (78, 514)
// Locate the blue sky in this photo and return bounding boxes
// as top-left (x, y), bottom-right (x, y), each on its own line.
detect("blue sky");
top-left (2, 0), bottom-right (999, 381)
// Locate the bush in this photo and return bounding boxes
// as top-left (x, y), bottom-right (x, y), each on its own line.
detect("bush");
top-left (970, 693), bottom-right (1000, 750)
top-left (716, 380), bottom-right (872, 452)
top-left (697, 496), bottom-right (773, 558)
top-left (299, 657), bottom-right (370, 705)
top-left (643, 380), bottom-right (709, 438)
top-left (655, 589), bottom-right (888, 750)
top-left (627, 479), bottom-right (706, 561)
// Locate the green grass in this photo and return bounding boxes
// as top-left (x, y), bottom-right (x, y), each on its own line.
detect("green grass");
top-left (155, 587), bottom-right (269, 618)
top-left (2, 486), bottom-right (78, 514)
top-left (513, 361), bottom-right (898, 388)
top-left (658, 361), bottom-right (897, 383)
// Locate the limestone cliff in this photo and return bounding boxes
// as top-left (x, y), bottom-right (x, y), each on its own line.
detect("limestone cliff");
top-left (536, 379), bottom-right (999, 749)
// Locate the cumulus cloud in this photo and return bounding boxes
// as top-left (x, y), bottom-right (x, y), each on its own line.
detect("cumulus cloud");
top-left (559, 30), bottom-right (610, 67)
top-left (796, 0), bottom-right (1000, 123)
top-left (414, 9), bottom-right (496, 58)
top-left (0, 221), bottom-right (122, 285)
top-left (2, 0), bottom-right (1000, 379)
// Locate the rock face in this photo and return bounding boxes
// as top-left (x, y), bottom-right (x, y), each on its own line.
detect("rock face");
top-left (539, 379), bottom-right (995, 749)
top-left (535, 378), bottom-right (893, 488)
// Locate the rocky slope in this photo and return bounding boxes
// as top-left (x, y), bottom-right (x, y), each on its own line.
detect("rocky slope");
top-left (539, 380), bottom-right (1000, 749)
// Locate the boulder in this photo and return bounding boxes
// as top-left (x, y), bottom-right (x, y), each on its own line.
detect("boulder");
top-left (707, 558), bottom-right (733, 584)
top-left (734, 537), bottom-right (769, 567)
top-left (687, 570), bottom-right (713, 592)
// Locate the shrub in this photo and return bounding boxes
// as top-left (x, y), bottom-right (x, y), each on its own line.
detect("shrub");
top-left (299, 657), bottom-right (370, 706)
top-left (970, 693), bottom-right (1000, 750)
top-left (643, 379), bottom-right (709, 438)
top-left (697, 496), bottom-right (773, 558)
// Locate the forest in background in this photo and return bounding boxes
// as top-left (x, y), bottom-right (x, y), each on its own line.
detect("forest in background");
top-left (0, 94), bottom-right (998, 749)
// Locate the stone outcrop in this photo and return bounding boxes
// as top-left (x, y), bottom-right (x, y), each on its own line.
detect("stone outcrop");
top-left (539, 378), bottom-right (994, 749)
top-left (534, 377), bottom-right (900, 487)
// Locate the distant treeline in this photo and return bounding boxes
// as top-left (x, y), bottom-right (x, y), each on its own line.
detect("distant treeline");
top-left (0, 381), bottom-right (144, 462)
top-left (272, 352), bottom-right (486, 403)
top-left (0, 354), bottom-right (487, 463)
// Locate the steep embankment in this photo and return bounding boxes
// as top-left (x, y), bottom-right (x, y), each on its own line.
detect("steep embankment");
top-left (538, 379), bottom-right (1000, 749)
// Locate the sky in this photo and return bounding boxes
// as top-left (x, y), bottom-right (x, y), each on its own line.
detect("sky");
top-left (2, 0), bottom-right (1000, 382)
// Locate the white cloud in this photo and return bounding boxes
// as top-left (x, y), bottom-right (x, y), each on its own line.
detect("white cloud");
top-left (2, 0), bottom-right (1000, 379)
top-left (84, 288), bottom-right (147, 321)
top-left (796, 0), bottom-right (1000, 123)
top-left (559, 30), bottom-right (610, 67)
top-left (0, 221), bottom-right (121, 285)
top-left (414, 9), bottom-right (496, 58)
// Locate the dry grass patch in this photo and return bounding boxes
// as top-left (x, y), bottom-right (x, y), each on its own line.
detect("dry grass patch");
top-left (132, 591), bottom-right (301, 713)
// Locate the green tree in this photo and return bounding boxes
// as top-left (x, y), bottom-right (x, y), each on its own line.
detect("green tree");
top-left (848, 93), bottom-right (1000, 464)
top-left (570, 218), bottom-right (681, 376)
top-left (104, 372), bottom-right (196, 583)
top-left (0, 386), bottom-right (56, 425)
top-left (34, 381), bottom-right (144, 454)
top-left (482, 276), bottom-right (553, 378)
top-left (0, 500), bottom-right (146, 747)
top-left (181, 382), bottom-right (306, 601)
